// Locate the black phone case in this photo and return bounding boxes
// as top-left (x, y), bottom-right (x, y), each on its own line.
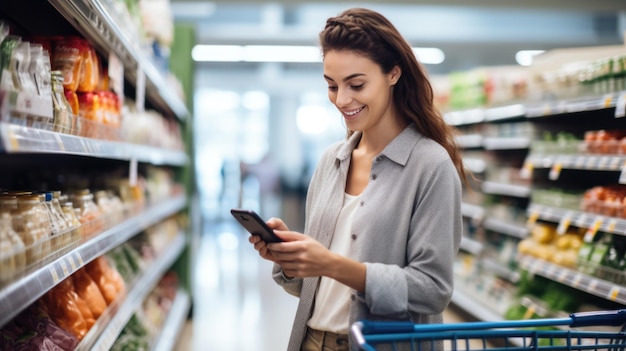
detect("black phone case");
top-left (230, 209), bottom-right (283, 243)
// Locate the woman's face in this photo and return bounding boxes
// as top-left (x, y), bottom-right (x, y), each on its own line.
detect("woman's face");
top-left (323, 50), bottom-right (400, 133)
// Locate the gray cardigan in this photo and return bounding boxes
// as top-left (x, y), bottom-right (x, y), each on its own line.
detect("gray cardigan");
top-left (273, 124), bottom-right (462, 351)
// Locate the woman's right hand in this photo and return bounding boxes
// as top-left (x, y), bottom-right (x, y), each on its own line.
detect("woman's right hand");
top-left (248, 217), bottom-right (289, 262)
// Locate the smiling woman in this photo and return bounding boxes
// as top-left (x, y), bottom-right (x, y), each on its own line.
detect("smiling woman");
top-left (244, 7), bottom-right (469, 351)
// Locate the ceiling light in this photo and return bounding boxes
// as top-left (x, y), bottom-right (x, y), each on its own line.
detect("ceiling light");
top-left (515, 50), bottom-right (545, 66)
top-left (193, 45), bottom-right (444, 64)
top-left (412, 48), bottom-right (445, 64)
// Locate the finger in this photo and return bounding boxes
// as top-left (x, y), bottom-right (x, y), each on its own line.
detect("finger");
top-left (272, 230), bottom-right (306, 242)
top-left (249, 234), bottom-right (261, 244)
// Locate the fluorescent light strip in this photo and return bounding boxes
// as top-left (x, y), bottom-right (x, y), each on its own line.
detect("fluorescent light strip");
top-left (515, 50), bottom-right (545, 66)
top-left (192, 45), bottom-right (444, 64)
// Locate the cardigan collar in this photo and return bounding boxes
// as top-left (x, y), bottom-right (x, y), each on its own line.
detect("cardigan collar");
top-left (335, 124), bottom-right (421, 166)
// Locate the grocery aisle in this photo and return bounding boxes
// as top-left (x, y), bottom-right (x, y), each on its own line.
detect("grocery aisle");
top-left (184, 217), bottom-right (299, 351)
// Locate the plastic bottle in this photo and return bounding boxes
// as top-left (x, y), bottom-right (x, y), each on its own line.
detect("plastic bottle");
top-left (51, 70), bottom-right (74, 134)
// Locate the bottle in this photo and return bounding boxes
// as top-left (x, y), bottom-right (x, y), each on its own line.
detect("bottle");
top-left (16, 194), bottom-right (51, 264)
top-left (0, 212), bottom-right (17, 281)
top-left (51, 70), bottom-right (73, 134)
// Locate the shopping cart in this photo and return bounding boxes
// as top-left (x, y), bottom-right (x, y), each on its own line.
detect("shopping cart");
top-left (351, 309), bottom-right (626, 351)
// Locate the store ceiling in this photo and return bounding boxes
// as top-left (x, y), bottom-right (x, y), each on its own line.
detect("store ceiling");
top-left (171, 1), bottom-right (626, 78)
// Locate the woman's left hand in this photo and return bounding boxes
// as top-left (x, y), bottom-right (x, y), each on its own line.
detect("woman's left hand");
top-left (268, 231), bottom-right (335, 279)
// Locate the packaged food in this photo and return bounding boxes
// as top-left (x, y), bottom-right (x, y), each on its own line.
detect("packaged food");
top-left (0, 35), bottom-right (21, 91)
top-left (77, 45), bottom-right (99, 93)
top-left (70, 189), bottom-right (102, 237)
top-left (41, 278), bottom-right (90, 340)
top-left (72, 268), bottom-right (108, 318)
top-left (51, 70), bottom-right (74, 134)
top-left (77, 91), bottom-right (103, 138)
top-left (52, 37), bottom-right (85, 92)
top-left (84, 255), bottom-right (125, 304)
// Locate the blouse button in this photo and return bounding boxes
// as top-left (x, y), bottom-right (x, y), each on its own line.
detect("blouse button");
top-left (375, 157), bottom-right (381, 162)
top-left (360, 201), bottom-right (364, 206)
top-left (351, 234), bottom-right (357, 240)
top-left (371, 174), bottom-right (377, 180)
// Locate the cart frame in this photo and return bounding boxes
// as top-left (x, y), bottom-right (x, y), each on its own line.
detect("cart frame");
top-left (351, 309), bottom-right (626, 351)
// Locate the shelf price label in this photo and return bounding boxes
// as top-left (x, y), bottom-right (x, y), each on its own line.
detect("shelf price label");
top-left (557, 212), bottom-right (572, 235)
top-left (549, 162), bottom-right (562, 180)
top-left (59, 260), bottom-right (69, 278)
top-left (527, 209), bottom-right (540, 227)
top-left (520, 160), bottom-right (534, 180)
top-left (49, 266), bottom-right (60, 284)
top-left (607, 219), bottom-right (617, 233)
top-left (620, 161), bottom-right (626, 185)
top-left (609, 286), bottom-right (620, 301)
top-left (67, 255), bottom-right (77, 271)
top-left (586, 217), bottom-right (603, 237)
top-left (615, 93), bottom-right (625, 118)
top-left (603, 94), bottom-right (613, 108)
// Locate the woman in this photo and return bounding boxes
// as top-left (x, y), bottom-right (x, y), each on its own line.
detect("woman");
top-left (249, 7), bottom-right (468, 351)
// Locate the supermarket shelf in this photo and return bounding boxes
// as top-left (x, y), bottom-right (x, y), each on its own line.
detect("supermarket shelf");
top-left (525, 92), bottom-right (620, 118)
top-left (451, 288), bottom-right (505, 322)
top-left (484, 104), bottom-right (526, 122)
top-left (461, 202), bottom-right (485, 222)
top-left (482, 181), bottom-right (531, 198)
top-left (152, 288), bottom-right (191, 351)
top-left (525, 153), bottom-right (626, 172)
top-left (527, 203), bottom-right (626, 236)
top-left (517, 254), bottom-right (626, 305)
top-left (483, 218), bottom-right (530, 239)
top-left (444, 108), bottom-right (485, 126)
top-left (79, 232), bottom-right (187, 351)
top-left (483, 137), bottom-right (531, 150)
top-left (482, 257), bottom-right (521, 284)
top-left (463, 157), bottom-right (487, 174)
top-left (456, 134), bottom-right (484, 149)
top-left (460, 236), bottom-right (483, 255)
top-left (47, 0), bottom-right (188, 120)
top-left (444, 104), bottom-right (525, 126)
top-left (0, 194), bottom-right (187, 329)
top-left (0, 123), bottom-right (188, 166)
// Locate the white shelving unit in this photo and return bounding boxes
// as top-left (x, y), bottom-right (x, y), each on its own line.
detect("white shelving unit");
top-left (452, 90), bottom-right (626, 322)
top-left (0, 0), bottom-right (193, 348)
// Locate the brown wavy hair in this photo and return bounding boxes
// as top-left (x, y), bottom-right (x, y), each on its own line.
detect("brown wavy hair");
top-left (319, 7), bottom-right (469, 186)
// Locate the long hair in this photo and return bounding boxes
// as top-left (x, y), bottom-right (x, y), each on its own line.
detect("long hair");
top-left (319, 8), bottom-right (469, 186)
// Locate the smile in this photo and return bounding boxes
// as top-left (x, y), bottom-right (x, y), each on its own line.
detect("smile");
top-left (343, 106), bottom-right (365, 119)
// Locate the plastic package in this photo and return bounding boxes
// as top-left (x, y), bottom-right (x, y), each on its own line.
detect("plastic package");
top-left (84, 255), bottom-right (125, 304)
top-left (71, 268), bottom-right (108, 319)
top-left (41, 278), bottom-right (90, 340)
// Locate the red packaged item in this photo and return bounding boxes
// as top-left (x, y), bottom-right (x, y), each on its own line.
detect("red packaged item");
top-left (77, 92), bottom-right (103, 138)
top-left (84, 256), bottom-right (125, 304)
top-left (52, 37), bottom-right (87, 92)
top-left (72, 268), bottom-right (108, 319)
top-left (77, 45), bottom-right (99, 93)
top-left (41, 279), bottom-right (90, 340)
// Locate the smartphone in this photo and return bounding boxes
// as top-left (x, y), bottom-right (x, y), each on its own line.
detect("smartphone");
top-left (230, 208), bottom-right (283, 243)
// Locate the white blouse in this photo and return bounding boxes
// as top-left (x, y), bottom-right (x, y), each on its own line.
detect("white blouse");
top-left (306, 192), bottom-right (362, 334)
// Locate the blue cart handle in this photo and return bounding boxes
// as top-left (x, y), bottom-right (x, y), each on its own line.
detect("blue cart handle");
top-left (570, 309), bottom-right (626, 327)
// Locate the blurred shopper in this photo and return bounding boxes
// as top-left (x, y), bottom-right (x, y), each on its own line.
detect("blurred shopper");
top-left (248, 7), bottom-right (469, 351)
